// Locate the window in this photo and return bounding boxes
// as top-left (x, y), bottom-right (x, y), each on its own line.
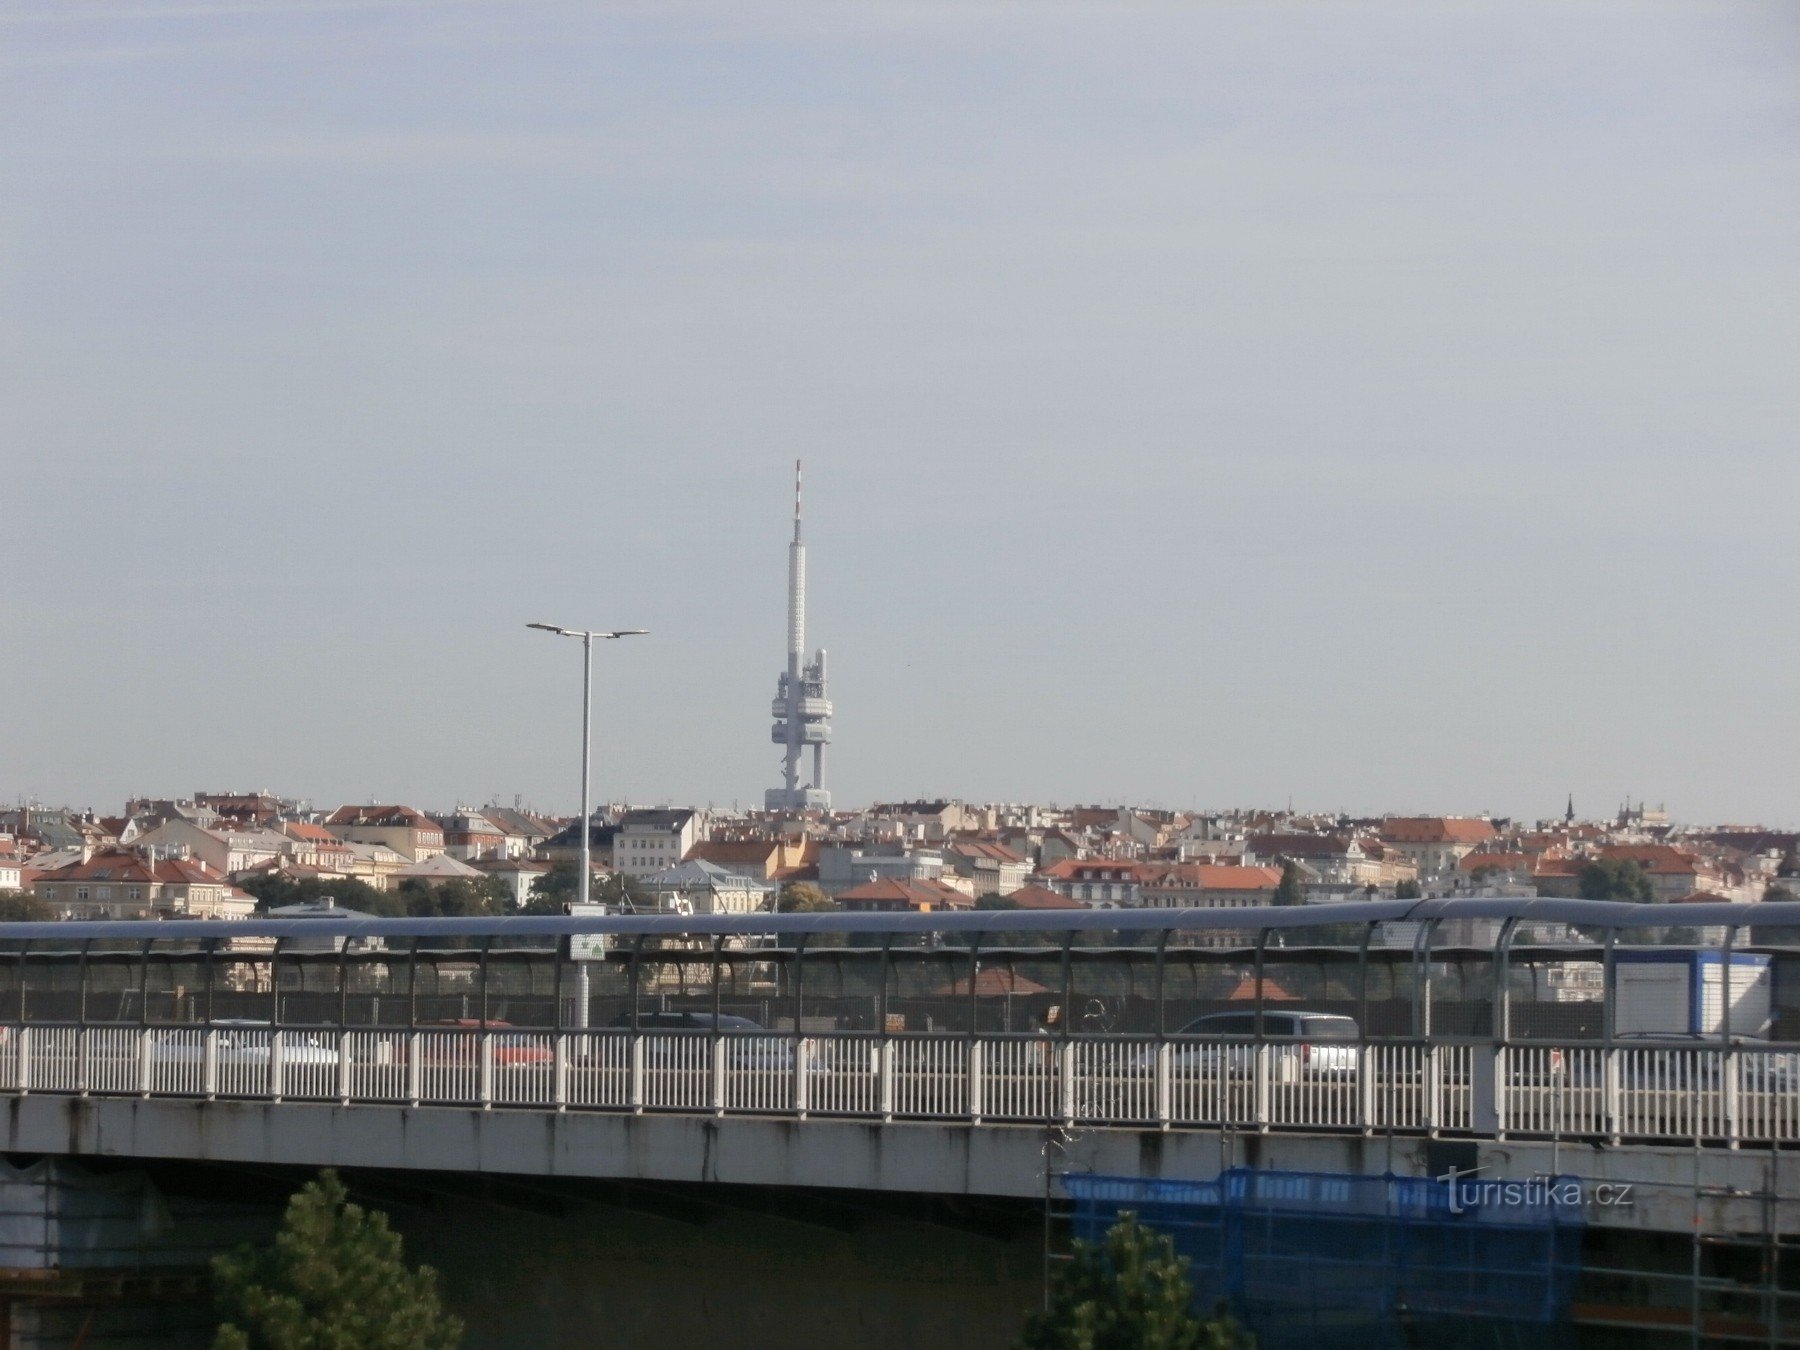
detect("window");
top-left (97, 886), bottom-right (111, 900)
top-left (76, 887), bottom-right (89, 901)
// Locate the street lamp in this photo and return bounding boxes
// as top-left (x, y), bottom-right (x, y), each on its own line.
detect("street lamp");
top-left (528, 622), bottom-right (647, 1026)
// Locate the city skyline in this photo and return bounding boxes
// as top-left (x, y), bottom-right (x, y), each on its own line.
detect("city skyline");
top-left (3, 1), bottom-right (1797, 821)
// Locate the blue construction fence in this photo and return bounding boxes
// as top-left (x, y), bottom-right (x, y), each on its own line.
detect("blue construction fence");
top-left (1061, 1168), bottom-right (1585, 1350)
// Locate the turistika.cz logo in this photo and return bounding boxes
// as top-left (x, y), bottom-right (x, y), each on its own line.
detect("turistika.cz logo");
top-left (1438, 1165), bottom-right (1633, 1214)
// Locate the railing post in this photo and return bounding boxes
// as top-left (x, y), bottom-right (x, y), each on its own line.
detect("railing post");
top-left (879, 1040), bottom-right (895, 1122)
top-left (968, 1040), bottom-right (985, 1123)
top-left (1422, 1043), bottom-right (1440, 1135)
top-left (478, 1032), bottom-right (494, 1109)
top-left (138, 1027), bottom-right (153, 1097)
top-left (1602, 1046), bottom-right (1621, 1144)
top-left (1155, 1040), bottom-right (1172, 1129)
top-left (792, 1035), bottom-right (810, 1118)
top-left (711, 1036), bottom-right (726, 1115)
top-left (1723, 1048), bottom-right (1741, 1147)
top-left (629, 1034), bottom-right (645, 1114)
top-left (1469, 1043), bottom-right (1500, 1136)
top-left (553, 1032), bottom-right (569, 1111)
top-left (1357, 1043), bottom-right (1375, 1134)
top-left (204, 1028), bottom-right (220, 1101)
top-left (406, 1032), bottom-right (422, 1106)
top-left (16, 1027), bottom-right (31, 1095)
top-left (1252, 1042), bottom-right (1271, 1131)
top-left (337, 1032), bottom-right (352, 1104)
top-left (75, 1027), bottom-right (89, 1097)
top-left (1060, 1040), bottom-right (1077, 1125)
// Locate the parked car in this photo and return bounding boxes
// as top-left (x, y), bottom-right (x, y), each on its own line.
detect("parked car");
top-left (150, 1020), bottom-right (339, 1066)
top-left (411, 1019), bottom-right (553, 1066)
top-left (1136, 1011), bottom-right (1361, 1081)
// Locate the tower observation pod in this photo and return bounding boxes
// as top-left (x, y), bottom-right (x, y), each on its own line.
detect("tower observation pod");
top-left (765, 461), bottom-right (832, 811)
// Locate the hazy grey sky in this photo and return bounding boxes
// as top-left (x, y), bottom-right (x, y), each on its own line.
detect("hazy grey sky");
top-left (3, 1), bottom-right (1797, 824)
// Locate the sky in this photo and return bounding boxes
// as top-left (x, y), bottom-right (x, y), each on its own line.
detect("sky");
top-left (3, 0), bottom-right (1798, 824)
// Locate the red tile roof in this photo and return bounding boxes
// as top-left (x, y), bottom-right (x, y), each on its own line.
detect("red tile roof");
top-left (1380, 817), bottom-right (1497, 846)
top-left (1006, 884), bottom-right (1084, 910)
top-left (835, 877), bottom-right (972, 910)
top-left (35, 850), bottom-right (226, 885)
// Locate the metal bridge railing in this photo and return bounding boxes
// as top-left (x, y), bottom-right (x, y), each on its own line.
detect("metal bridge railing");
top-left (0, 1023), bottom-right (1794, 1145)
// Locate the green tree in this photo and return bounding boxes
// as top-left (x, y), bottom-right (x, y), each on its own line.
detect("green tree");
top-left (236, 875), bottom-right (400, 919)
top-left (1763, 883), bottom-right (1796, 904)
top-left (1578, 858), bottom-right (1655, 903)
top-left (777, 882), bottom-right (836, 912)
top-left (1272, 861), bottom-right (1305, 907)
top-left (524, 862), bottom-right (579, 912)
top-left (1017, 1212), bottom-right (1252, 1350)
top-left (394, 877), bottom-right (511, 919)
top-left (1394, 878), bottom-right (1422, 900)
top-left (521, 864), bottom-right (649, 914)
top-left (975, 893), bottom-right (1021, 910)
top-left (213, 1169), bottom-right (461, 1350)
top-left (0, 890), bottom-right (52, 921)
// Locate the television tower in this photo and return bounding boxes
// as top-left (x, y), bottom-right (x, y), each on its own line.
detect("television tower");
top-left (765, 460), bottom-right (832, 811)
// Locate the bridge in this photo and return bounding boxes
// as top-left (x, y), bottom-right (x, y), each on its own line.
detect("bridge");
top-left (0, 900), bottom-right (1793, 1194)
top-left (2, 899), bottom-right (1798, 1344)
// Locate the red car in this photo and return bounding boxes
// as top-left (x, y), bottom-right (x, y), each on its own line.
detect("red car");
top-left (410, 1019), bottom-right (554, 1066)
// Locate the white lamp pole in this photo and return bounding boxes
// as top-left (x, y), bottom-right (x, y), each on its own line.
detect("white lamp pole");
top-left (527, 622), bottom-right (646, 1027)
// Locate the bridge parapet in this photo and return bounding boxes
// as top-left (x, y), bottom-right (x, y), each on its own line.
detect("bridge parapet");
top-left (0, 898), bottom-right (1795, 1147)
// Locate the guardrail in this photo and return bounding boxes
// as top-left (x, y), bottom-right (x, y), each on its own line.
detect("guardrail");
top-left (0, 1024), bottom-right (1793, 1145)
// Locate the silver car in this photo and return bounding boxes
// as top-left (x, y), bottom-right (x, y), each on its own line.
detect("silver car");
top-left (1145, 1011), bottom-right (1361, 1081)
top-left (151, 1020), bottom-right (340, 1066)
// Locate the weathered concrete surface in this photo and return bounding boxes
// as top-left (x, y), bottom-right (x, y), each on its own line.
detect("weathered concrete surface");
top-left (2, 1095), bottom-right (1792, 1235)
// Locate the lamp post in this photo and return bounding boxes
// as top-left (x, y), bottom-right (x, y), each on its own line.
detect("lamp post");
top-left (527, 622), bottom-right (646, 1027)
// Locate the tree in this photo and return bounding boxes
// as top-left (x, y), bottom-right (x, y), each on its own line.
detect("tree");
top-left (0, 890), bottom-right (52, 921)
top-left (236, 874), bottom-right (400, 919)
top-left (1578, 858), bottom-right (1655, 903)
top-left (395, 877), bottom-right (511, 919)
top-left (1394, 878), bottom-right (1422, 900)
top-left (1272, 861), bottom-right (1304, 907)
top-left (524, 862), bottom-right (579, 911)
top-left (523, 864), bottom-right (650, 914)
top-left (1764, 883), bottom-right (1796, 904)
top-left (777, 882), bottom-right (836, 913)
top-left (1017, 1211), bottom-right (1252, 1350)
top-left (975, 893), bottom-right (1021, 910)
top-left (213, 1169), bottom-right (461, 1350)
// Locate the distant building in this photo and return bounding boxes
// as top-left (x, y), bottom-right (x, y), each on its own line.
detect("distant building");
top-left (33, 850), bottom-right (253, 919)
top-left (1039, 859), bottom-right (1146, 906)
top-left (131, 818), bottom-right (290, 877)
top-left (432, 811), bottom-right (507, 861)
top-left (324, 806), bottom-right (446, 863)
top-left (612, 809), bottom-right (703, 878)
top-left (1138, 864), bottom-right (1285, 911)
top-left (818, 844), bottom-right (946, 897)
top-left (394, 853), bottom-right (486, 887)
top-left (836, 877), bottom-right (972, 913)
top-left (1379, 818), bottom-right (1498, 878)
top-left (942, 841), bottom-right (1031, 899)
top-left (640, 860), bottom-right (774, 916)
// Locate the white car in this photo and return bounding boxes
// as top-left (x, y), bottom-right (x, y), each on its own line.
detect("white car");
top-left (151, 1021), bottom-right (340, 1065)
top-left (1139, 1011), bottom-right (1361, 1081)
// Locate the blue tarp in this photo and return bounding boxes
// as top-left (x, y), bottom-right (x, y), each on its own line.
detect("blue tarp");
top-left (1063, 1168), bottom-right (1586, 1350)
